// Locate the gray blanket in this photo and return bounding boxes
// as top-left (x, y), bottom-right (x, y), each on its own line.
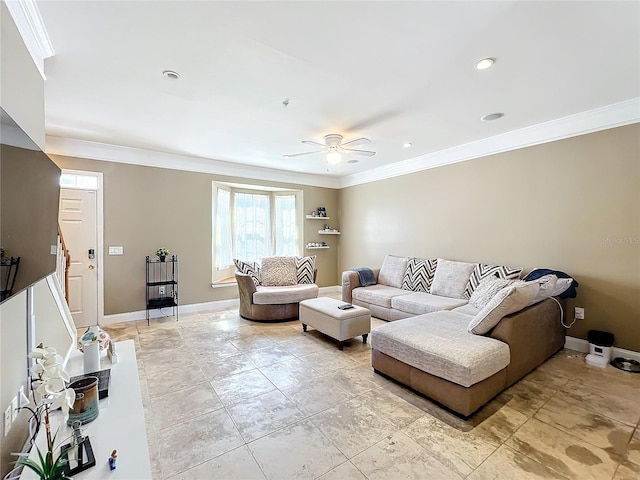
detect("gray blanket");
top-left (353, 267), bottom-right (377, 287)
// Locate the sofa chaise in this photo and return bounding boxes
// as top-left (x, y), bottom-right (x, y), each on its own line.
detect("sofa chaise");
top-left (342, 255), bottom-right (571, 416)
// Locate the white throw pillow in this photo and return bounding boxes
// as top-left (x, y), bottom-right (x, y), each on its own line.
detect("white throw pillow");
top-left (526, 274), bottom-right (558, 306)
top-left (469, 277), bottom-right (516, 310)
top-left (467, 281), bottom-right (540, 335)
top-left (550, 277), bottom-right (573, 297)
top-left (430, 259), bottom-right (476, 299)
top-left (378, 255), bottom-right (408, 288)
top-left (261, 256), bottom-right (297, 286)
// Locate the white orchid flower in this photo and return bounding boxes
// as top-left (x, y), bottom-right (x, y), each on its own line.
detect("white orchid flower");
top-left (41, 363), bottom-right (70, 382)
top-left (28, 346), bottom-right (74, 415)
top-left (28, 346), bottom-right (56, 360)
top-left (49, 388), bottom-right (75, 413)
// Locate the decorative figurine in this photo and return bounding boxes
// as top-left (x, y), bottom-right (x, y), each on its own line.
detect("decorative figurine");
top-left (109, 450), bottom-right (117, 470)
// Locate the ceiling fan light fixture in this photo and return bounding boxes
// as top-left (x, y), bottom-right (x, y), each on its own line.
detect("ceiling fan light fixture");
top-left (327, 151), bottom-right (342, 164)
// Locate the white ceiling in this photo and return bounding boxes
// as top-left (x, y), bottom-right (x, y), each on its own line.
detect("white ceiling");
top-left (36, 1), bottom-right (639, 185)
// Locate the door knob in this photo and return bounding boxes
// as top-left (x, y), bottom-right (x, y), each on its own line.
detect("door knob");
top-left (88, 264), bottom-right (95, 270)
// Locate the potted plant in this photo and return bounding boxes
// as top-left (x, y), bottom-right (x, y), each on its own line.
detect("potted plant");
top-left (14, 345), bottom-right (75, 479)
top-left (156, 247), bottom-right (171, 262)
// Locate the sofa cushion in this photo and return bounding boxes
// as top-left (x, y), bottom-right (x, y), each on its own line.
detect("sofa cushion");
top-left (234, 259), bottom-right (261, 286)
top-left (430, 259), bottom-right (476, 299)
top-left (371, 311), bottom-right (510, 387)
top-left (451, 304), bottom-right (481, 317)
top-left (468, 277), bottom-right (516, 310)
top-left (378, 255), bottom-right (408, 288)
top-left (253, 284), bottom-right (319, 305)
top-left (401, 258), bottom-right (438, 292)
top-left (295, 255), bottom-right (316, 284)
top-left (467, 281), bottom-right (540, 335)
top-left (391, 292), bottom-right (467, 316)
top-left (261, 256), bottom-right (297, 286)
top-left (464, 263), bottom-right (523, 298)
top-left (352, 284), bottom-right (410, 308)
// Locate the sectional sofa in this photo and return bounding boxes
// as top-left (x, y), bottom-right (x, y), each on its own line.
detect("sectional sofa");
top-left (342, 255), bottom-right (569, 416)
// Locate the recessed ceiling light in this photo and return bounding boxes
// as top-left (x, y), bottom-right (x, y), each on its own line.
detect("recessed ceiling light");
top-left (282, 154), bottom-right (291, 158)
top-left (162, 70), bottom-right (180, 80)
top-left (475, 58), bottom-right (495, 70)
top-left (347, 159), bottom-right (359, 164)
top-left (481, 112), bottom-right (504, 121)
top-left (403, 142), bottom-right (413, 148)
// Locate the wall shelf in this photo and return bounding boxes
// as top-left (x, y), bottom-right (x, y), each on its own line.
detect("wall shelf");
top-left (318, 230), bottom-right (341, 235)
top-left (306, 215), bottom-right (330, 220)
top-left (306, 245), bottom-right (330, 250)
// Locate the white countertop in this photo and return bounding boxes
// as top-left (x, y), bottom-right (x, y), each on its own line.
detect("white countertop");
top-left (21, 340), bottom-right (152, 479)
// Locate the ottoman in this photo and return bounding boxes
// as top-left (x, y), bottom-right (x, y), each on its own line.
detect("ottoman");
top-left (299, 297), bottom-right (371, 350)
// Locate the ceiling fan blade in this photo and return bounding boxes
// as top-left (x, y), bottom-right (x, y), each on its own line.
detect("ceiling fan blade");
top-left (283, 150), bottom-right (323, 158)
top-left (340, 137), bottom-right (370, 147)
top-left (342, 148), bottom-right (376, 157)
top-left (302, 140), bottom-right (326, 147)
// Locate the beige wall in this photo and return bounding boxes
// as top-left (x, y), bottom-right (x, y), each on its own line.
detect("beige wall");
top-left (339, 124), bottom-right (640, 352)
top-left (0, 4), bottom-right (46, 475)
top-left (50, 156), bottom-right (339, 315)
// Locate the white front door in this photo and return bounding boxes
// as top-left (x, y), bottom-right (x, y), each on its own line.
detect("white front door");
top-left (59, 188), bottom-right (98, 328)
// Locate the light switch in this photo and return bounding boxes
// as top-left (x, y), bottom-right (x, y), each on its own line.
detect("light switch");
top-left (108, 246), bottom-right (124, 255)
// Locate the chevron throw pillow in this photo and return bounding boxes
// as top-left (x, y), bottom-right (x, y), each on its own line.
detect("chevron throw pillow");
top-left (295, 255), bottom-right (316, 284)
top-left (464, 263), bottom-right (523, 298)
top-left (402, 258), bottom-right (438, 292)
top-left (233, 259), bottom-right (261, 286)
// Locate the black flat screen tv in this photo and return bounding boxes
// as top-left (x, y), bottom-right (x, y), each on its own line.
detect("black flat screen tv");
top-left (1, 108), bottom-right (61, 303)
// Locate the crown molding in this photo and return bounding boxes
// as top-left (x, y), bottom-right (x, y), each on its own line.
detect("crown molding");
top-left (340, 97), bottom-right (640, 188)
top-left (45, 137), bottom-right (342, 189)
top-left (46, 98), bottom-right (639, 190)
top-left (4, 0), bottom-right (54, 79)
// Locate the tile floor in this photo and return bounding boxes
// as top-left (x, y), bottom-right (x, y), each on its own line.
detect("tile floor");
top-left (102, 297), bottom-right (640, 480)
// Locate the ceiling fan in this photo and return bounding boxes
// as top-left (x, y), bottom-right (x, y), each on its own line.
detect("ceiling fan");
top-left (283, 134), bottom-right (376, 164)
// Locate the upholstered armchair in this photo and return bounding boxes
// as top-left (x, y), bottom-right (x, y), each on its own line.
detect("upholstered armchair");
top-left (235, 270), bottom-right (319, 321)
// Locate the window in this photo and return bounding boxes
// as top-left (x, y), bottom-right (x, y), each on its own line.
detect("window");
top-left (215, 188), bottom-right (232, 269)
top-left (60, 172), bottom-right (98, 190)
top-left (212, 183), bottom-right (302, 283)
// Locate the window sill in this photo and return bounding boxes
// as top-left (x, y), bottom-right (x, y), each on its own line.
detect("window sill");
top-left (211, 277), bottom-right (237, 288)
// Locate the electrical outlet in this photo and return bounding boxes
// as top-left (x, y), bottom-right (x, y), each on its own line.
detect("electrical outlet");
top-left (11, 396), bottom-right (18, 422)
top-left (3, 406), bottom-right (11, 437)
top-left (159, 286), bottom-right (165, 295)
top-left (575, 307), bottom-right (585, 320)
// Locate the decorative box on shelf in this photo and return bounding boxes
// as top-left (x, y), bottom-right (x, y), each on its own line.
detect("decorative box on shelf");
top-left (306, 242), bottom-right (329, 250)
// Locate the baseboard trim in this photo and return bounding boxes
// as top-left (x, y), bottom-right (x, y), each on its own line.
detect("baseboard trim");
top-left (565, 335), bottom-right (640, 362)
top-left (101, 286), bottom-right (341, 325)
top-left (319, 285), bottom-right (341, 294)
top-left (102, 298), bottom-right (240, 325)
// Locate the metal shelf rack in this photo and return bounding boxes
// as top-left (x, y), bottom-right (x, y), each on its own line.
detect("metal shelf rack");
top-left (145, 255), bottom-right (178, 325)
